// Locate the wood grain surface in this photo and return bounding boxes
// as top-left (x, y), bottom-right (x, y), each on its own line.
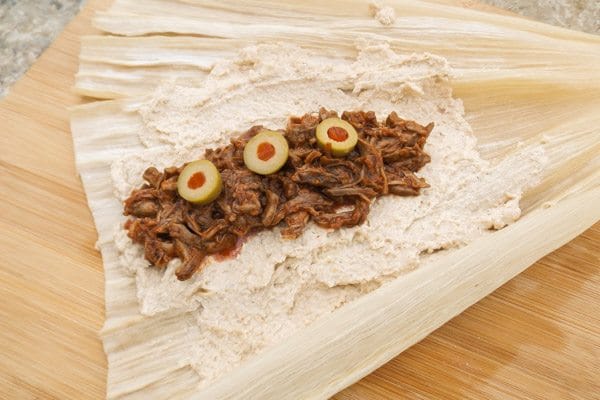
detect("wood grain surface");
top-left (0, 0), bottom-right (598, 398)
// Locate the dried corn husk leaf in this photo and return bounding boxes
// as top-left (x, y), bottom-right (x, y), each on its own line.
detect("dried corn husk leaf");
top-left (70, 0), bottom-right (600, 398)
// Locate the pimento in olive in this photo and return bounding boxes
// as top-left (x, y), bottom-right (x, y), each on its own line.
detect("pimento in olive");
top-left (315, 117), bottom-right (358, 157)
top-left (177, 160), bottom-right (223, 204)
top-left (243, 130), bottom-right (289, 175)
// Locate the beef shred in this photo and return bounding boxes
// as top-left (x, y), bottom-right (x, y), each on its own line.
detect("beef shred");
top-left (124, 109), bottom-right (433, 280)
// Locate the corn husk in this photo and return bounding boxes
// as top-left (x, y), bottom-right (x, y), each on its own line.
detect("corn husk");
top-left (70, 0), bottom-right (600, 398)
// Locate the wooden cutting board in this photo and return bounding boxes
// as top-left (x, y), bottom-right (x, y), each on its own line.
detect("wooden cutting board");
top-left (0, 0), bottom-right (598, 398)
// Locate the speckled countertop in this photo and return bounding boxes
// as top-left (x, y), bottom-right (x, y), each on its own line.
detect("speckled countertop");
top-left (0, 0), bottom-right (598, 98)
top-left (0, 0), bottom-right (86, 97)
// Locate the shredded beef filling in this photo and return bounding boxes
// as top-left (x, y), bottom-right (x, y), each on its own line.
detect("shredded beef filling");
top-left (123, 109), bottom-right (433, 280)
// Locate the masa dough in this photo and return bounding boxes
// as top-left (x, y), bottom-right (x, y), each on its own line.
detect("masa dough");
top-left (111, 43), bottom-right (546, 387)
top-left (369, 1), bottom-right (397, 25)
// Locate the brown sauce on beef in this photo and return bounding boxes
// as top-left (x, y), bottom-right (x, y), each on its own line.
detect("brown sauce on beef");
top-left (123, 109), bottom-right (433, 280)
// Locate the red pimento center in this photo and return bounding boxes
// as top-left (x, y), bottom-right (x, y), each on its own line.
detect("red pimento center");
top-left (327, 126), bottom-right (349, 142)
top-left (187, 172), bottom-right (206, 189)
top-left (257, 142), bottom-right (276, 161)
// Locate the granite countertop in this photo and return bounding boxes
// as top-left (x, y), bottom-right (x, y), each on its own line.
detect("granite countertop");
top-left (0, 0), bottom-right (598, 98)
top-left (0, 0), bottom-right (85, 97)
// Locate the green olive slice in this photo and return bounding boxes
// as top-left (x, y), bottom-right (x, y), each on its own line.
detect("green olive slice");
top-left (243, 130), bottom-right (289, 175)
top-left (177, 160), bottom-right (223, 204)
top-left (315, 117), bottom-right (358, 157)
